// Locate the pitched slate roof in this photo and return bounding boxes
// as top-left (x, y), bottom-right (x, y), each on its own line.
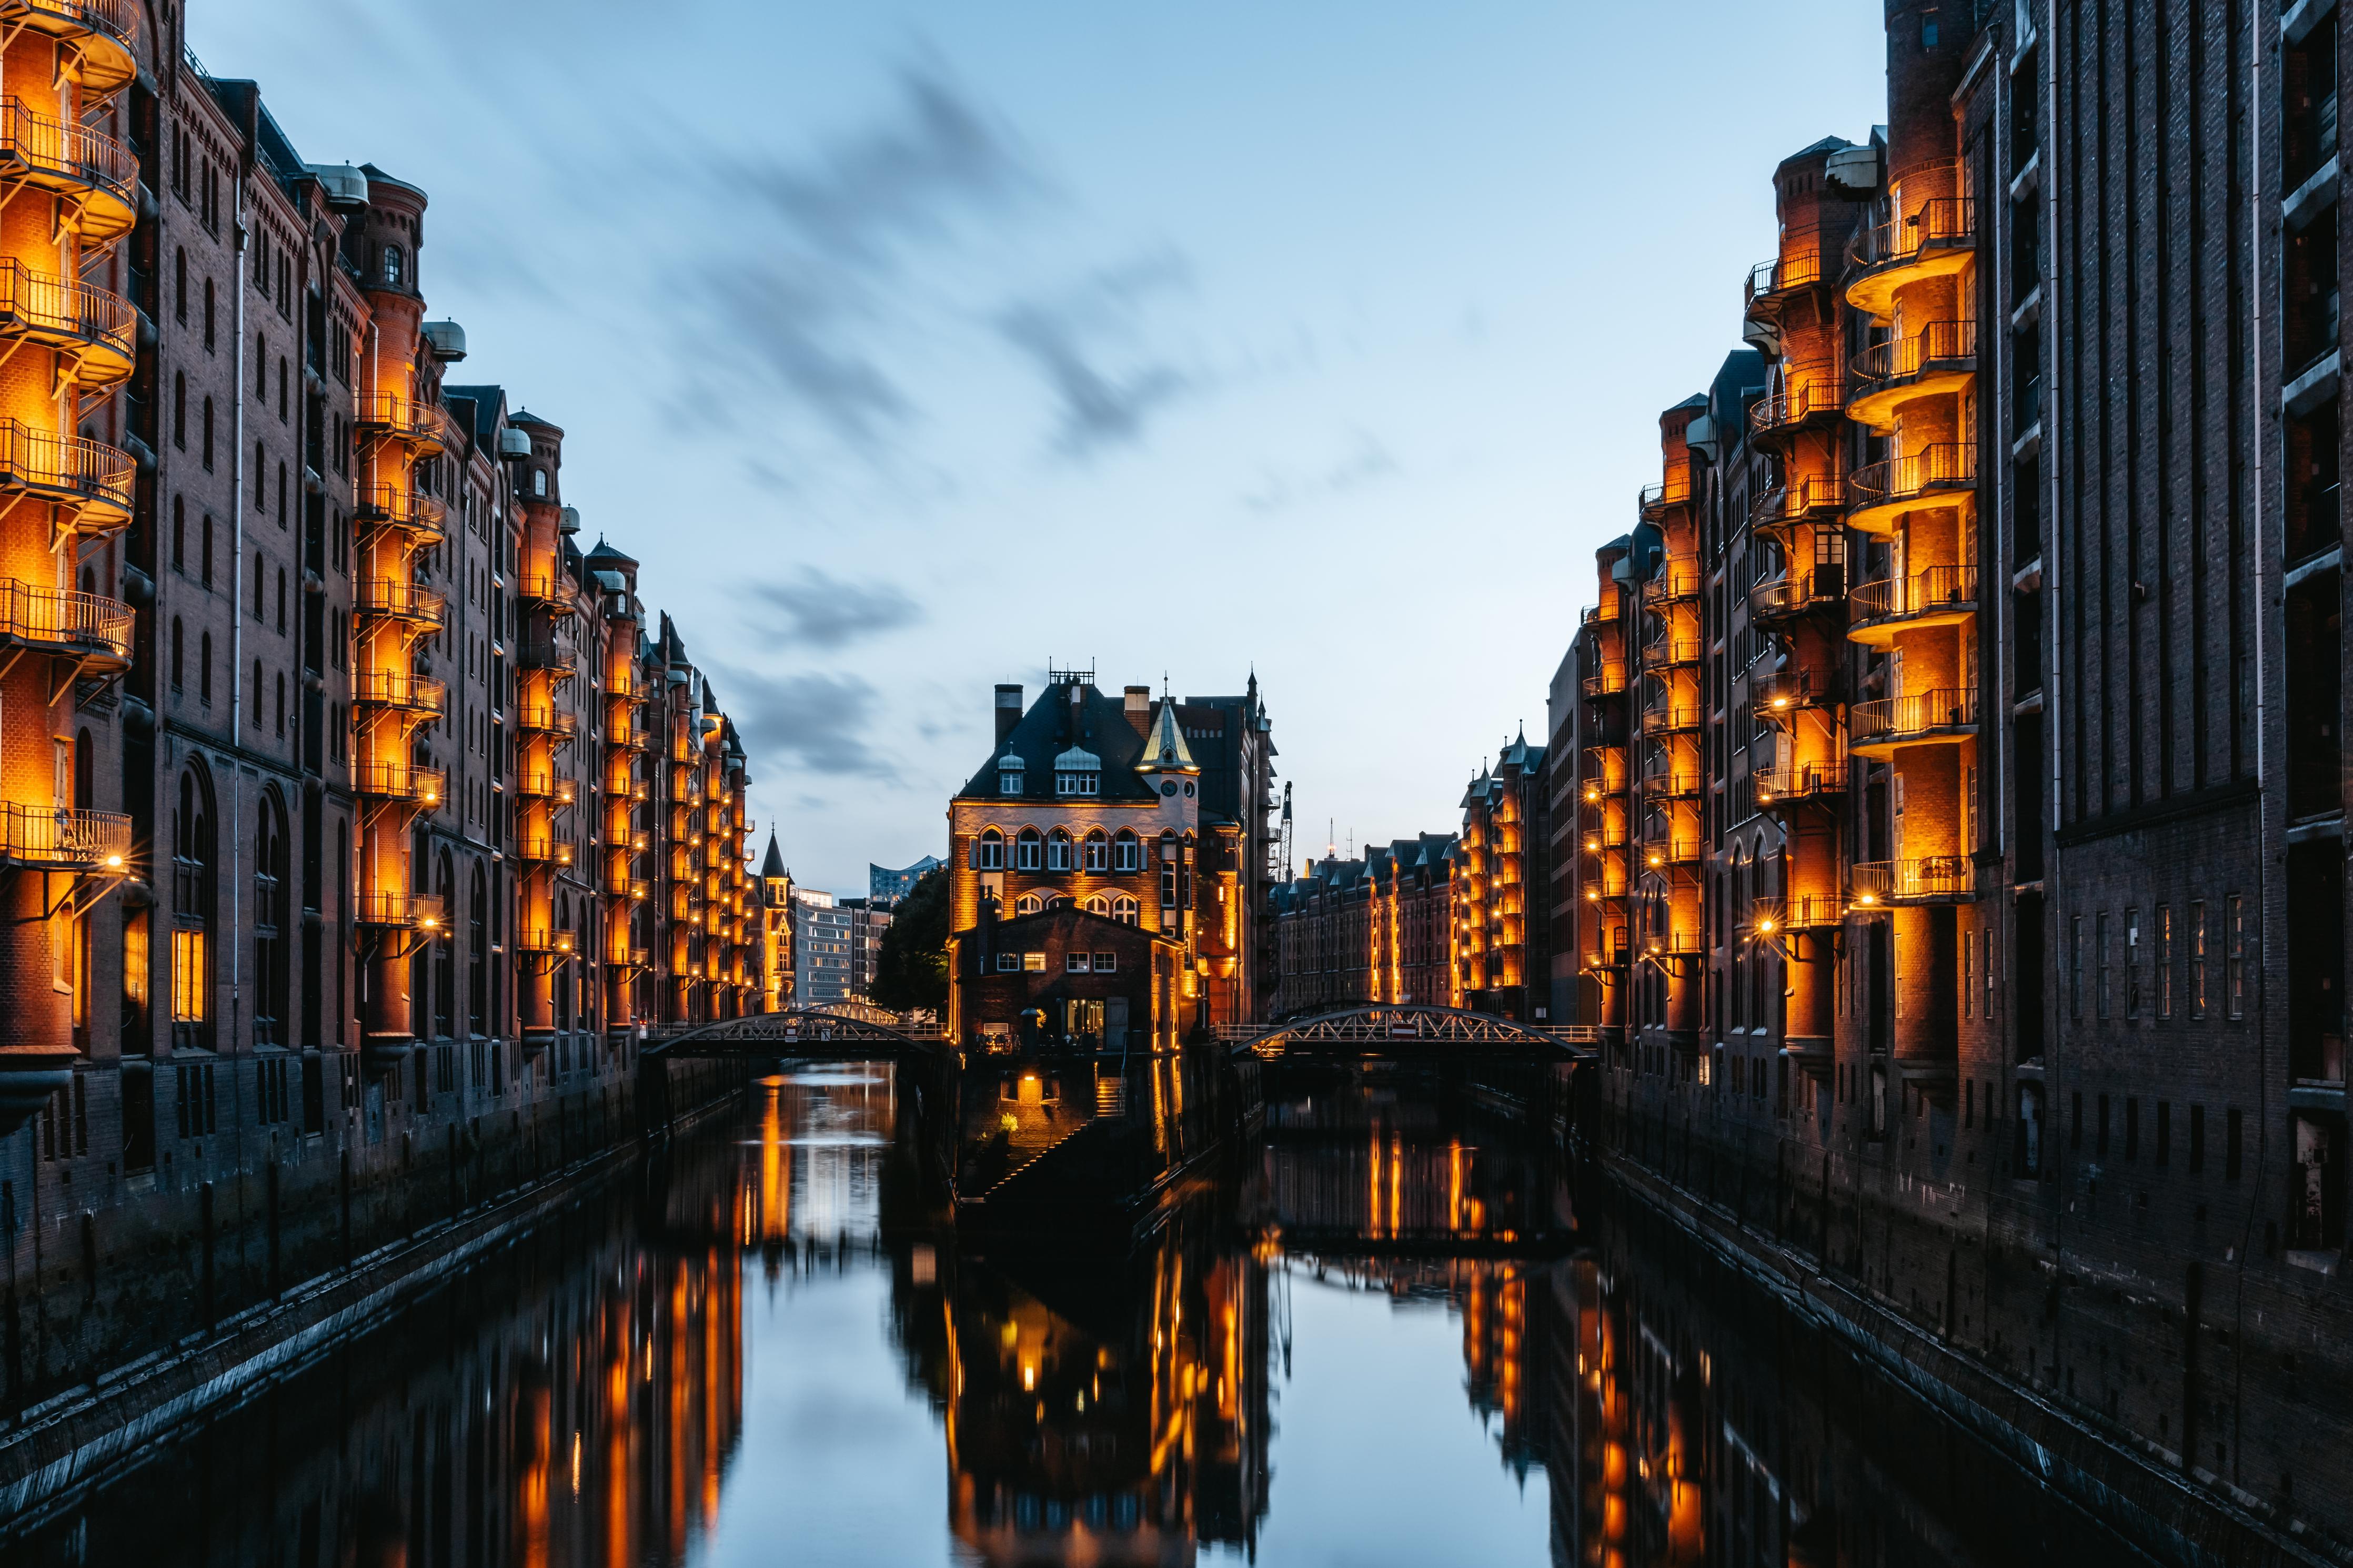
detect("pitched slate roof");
top-left (958, 682), bottom-right (1170, 803)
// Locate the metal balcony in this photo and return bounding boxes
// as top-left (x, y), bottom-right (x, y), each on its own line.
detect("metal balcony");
top-left (352, 762), bottom-right (445, 807)
top-left (1849, 855), bottom-right (1974, 908)
top-left (1641, 764), bottom-right (1702, 800)
top-left (0, 419), bottom-right (131, 531)
top-left (1749, 473), bottom-right (1847, 531)
top-left (515, 703), bottom-right (579, 741)
top-left (353, 578), bottom-right (448, 629)
top-left (1847, 442), bottom-right (1976, 533)
top-left (0, 260), bottom-right (133, 385)
top-left (1749, 763), bottom-right (1848, 814)
top-left (1743, 244), bottom-right (1826, 319)
top-left (516, 927), bottom-right (577, 955)
top-left (517, 638), bottom-right (577, 677)
top-left (515, 772), bottom-right (577, 805)
top-left (517, 573), bottom-right (579, 615)
top-left (1749, 566), bottom-right (1845, 625)
top-left (0, 579), bottom-right (130, 670)
top-left (1644, 633), bottom-right (1702, 667)
top-left (1, 801), bottom-right (127, 869)
top-left (1751, 667), bottom-right (1834, 718)
top-left (354, 485), bottom-right (448, 544)
top-left (355, 892), bottom-right (445, 929)
top-left (1846, 193), bottom-right (1977, 321)
top-left (354, 393), bottom-right (451, 457)
top-left (0, 97), bottom-right (135, 244)
top-left (351, 670), bottom-right (446, 715)
top-left (1641, 558), bottom-right (1700, 606)
top-left (1848, 565), bottom-right (1978, 645)
top-left (1746, 368), bottom-right (1843, 442)
top-left (1847, 319), bottom-right (1977, 430)
top-left (1639, 699), bottom-right (1701, 736)
top-left (1638, 477), bottom-right (1692, 519)
top-left (1750, 895), bottom-right (1845, 935)
top-left (1581, 665), bottom-right (1627, 700)
top-left (1850, 687), bottom-right (1978, 756)
top-left (3, 2), bottom-right (139, 100)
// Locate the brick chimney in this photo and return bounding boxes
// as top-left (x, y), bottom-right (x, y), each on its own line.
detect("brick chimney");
top-left (994, 684), bottom-right (1023, 746)
top-left (1125, 686), bottom-right (1152, 737)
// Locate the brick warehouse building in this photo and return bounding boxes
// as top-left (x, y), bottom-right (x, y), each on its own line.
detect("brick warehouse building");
top-left (0, 4), bottom-right (764, 1409)
top-left (1547, 0), bottom-right (2353, 1531)
top-left (1270, 834), bottom-right (1456, 1018)
top-left (945, 672), bottom-right (1279, 1049)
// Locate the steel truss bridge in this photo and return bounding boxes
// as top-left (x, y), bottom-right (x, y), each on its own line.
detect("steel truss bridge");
top-left (647, 1004), bottom-right (950, 1060)
top-left (1219, 1005), bottom-right (1598, 1061)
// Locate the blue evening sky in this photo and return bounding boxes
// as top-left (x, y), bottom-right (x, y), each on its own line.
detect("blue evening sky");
top-left (195, 1), bottom-right (1888, 894)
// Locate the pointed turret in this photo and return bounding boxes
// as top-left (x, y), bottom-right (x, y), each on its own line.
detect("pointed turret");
top-left (1137, 700), bottom-right (1198, 775)
top-left (761, 830), bottom-right (787, 881)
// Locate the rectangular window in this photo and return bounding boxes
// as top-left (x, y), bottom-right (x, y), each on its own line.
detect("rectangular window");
top-left (2070, 915), bottom-right (2084, 1018)
top-left (1093, 952), bottom-right (1117, 973)
top-left (171, 928), bottom-right (206, 1022)
top-left (1065, 953), bottom-right (1091, 973)
top-left (2096, 911), bottom-right (2111, 1018)
top-left (995, 952), bottom-right (1018, 973)
top-left (1022, 952), bottom-right (1046, 973)
top-left (2125, 1097), bottom-right (2140, 1161)
top-left (2191, 901), bottom-right (2207, 1017)
top-left (2157, 905), bottom-right (2173, 1019)
top-left (2226, 1107), bottom-right (2244, 1180)
top-left (2124, 908), bottom-right (2140, 1018)
top-left (2226, 895), bottom-right (2247, 1019)
top-left (2157, 1100), bottom-right (2171, 1166)
top-left (1963, 931), bottom-right (1974, 1018)
top-left (1161, 868), bottom-right (1178, 907)
top-left (2190, 1104), bottom-right (2207, 1174)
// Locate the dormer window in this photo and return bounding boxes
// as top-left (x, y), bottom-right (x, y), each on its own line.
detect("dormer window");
top-left (999, 753), bottom-right (1025, 795)
top-left (1054, 745), bottom-right (1101, 796)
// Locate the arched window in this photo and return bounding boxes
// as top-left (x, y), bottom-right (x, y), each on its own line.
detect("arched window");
top-left (249, 658), bottom-right (262, 725)
top-left (172, 495), bottom-right (185, 569)
top-left (1083, 831), bottom-right (1108, 871)
top-left (1112, 829), bottom-right (1141, 872)
top-left (253, 795), bottom-right (287, 1047)
top-left (169, 617), bottom-right (183, 690)
top-left (1085, 894), bottom-right (1111, 917)
top-left (383, 245), bottom-right (404, 286)
top-left (973, 828), bottom-right (1003, 871)
top-left (531, 468), bottom-right (547, 498)
top-left (173, 246), bottom-right (186, 323)
top-left (253, 441), bottom-right (266, 508)
top-left (1014, 893), bottom-right (1045, 917)
top-left (1014, 827), bottom-right (1043, 872)
top-left (1112, 896), bottom-right (1140, 926)
top-left (1046, 829), bottom-right (1073, 872)
top-left (434, 853), bottom-right (456, 1040)
top-left (200, 513), bottom-right (213, 584)
top-left (172, 371), bottom-right (186, 449)
top-left (276, 565), bottom-right (286, 632)
top-left (170, 766), bottom-right (215, 1050)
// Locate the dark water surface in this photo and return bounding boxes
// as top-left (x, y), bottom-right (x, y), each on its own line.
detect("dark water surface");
top-left (0, 1061), bottom-right (2155, 1566)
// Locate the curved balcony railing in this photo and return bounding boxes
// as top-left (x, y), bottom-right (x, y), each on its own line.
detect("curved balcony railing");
top-left (1752, 667), bottom-right (1833, 716)
top-left (1852, 686), bottom-right (1978, 750)
top-left (1744, 244), bottom-right (1826, 315)
top-left (1750, 473), bottom-right (1847, 530)
top-left (354, 485), bottom-right (448, 543)
top-left (1750, 895), bottom-right (1845, 934)
top-left (0, 98), bottom-right (136, 242)
top-left (1848, 196), bottom-right (1977, 284)
top-left (1750, 763), bottom-right (1848, 812)
top-left (4, 3), bottom-right (139, 98)
top-left (0, 260), bottom-right (133, 383)
top-left (1, 801), bottom-right (127, 868)
top-left (352, 762), bottom-right (445, 806)
top-left (1638, 477), bottom-right (1692, 518)
top-left (353, 578), bottom-right (448, 628)
top-left (1581, 600), bottom-right (1621, 626)
top-left (1749, 566), bottom-right (1846, 623)
top-left (1746, 369), bottom-right (1843, 439)
top-left (1852, 319), bottom-right (1977, 389)
top-left (1581, 665), bottom-right (1627, 699)
top-left (355, 892), bottom-right (445, 929)
top-left (1641, 558), bottom-right (1701, 605)
top-left (515, 772), bottom-right (577, 805)
top-left (1847, 442), bottom-right (1976, 529)
top-left (0, 419), bottom-right (132, 527)
top-left (0, 578), bottom-right (130, 665)
top-left (1849, 564), bottom-right (1978, 639)
top-left (354, 393), bottom-right (451, 456)
top-left (517, 638), bottom-right (577, 677)
top-left (351, 670), bottom-right (446, 714)
top-left (1849, 856), bottom-right (1974, 907)
top-left (517, 573), bottom-right (579, 614)
top-left (516, 703), bottom-right (579, 740)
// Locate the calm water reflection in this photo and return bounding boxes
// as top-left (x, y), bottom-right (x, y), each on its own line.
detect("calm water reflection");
top-left (4, 1061), bottom-right (2149, 1567)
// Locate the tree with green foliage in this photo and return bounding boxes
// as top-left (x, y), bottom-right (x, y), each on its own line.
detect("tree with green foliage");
top-left (872, 866), bottom-right (949, 1018)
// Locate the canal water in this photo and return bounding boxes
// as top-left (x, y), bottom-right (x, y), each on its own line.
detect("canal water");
top-left (1, 1060), bottom-right (2155, 1566)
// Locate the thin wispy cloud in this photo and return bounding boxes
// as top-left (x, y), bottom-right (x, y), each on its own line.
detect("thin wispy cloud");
top-left (995, 251), bottom-right (1198, 460)
top-left (1242, 429), bottom-right (1401, 514)
top-left (742, 569), bottom-right (926, 650)
top-left (717, 667), bottom-right (894, 779)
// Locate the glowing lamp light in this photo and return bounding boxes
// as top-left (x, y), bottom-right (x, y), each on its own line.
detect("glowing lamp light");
top-left (1755, 917), bottom-right (1775, 935)
top-left (1585, 890), bottom-right (1599, 902)
top-left (1772, 697), bottom-right (1788, 709)
top-left (1584, 787), bottom-right (1599, 802)
top-left (1647, 853), bottom-right (1662, 867)
top-left (103, 854), bottom-right (122, 868)
top-left (1757, 790), bottom-right (1773, 803)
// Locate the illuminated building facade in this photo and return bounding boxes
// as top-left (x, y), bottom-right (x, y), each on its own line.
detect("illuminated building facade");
top-left (1551, 0), bottom-right (2353, 1510)
top-left (1454, 732), bottom-right (1550, 1019)
top-left (944, 672), bottom-right (1278, 1047)
top-left (757, 831), bottom-right (793, 1012)
top-left (1269, 833), bottom-right (1456, 1017)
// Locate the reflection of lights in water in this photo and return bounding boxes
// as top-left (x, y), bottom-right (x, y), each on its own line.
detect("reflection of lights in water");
top-left (571, 1430), bottom-right (581, 1495)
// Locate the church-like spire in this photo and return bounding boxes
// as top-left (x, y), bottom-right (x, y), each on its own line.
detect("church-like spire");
top-left (760, 829), bottom-right (787, 881)
top-left (1138, 697), bottom-right (1198, 774)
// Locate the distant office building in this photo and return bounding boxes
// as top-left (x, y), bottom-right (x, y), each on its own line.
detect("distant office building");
top-left (792, 890), bottom-right (853, 1009)
top-left (841, 898), bottom-right (896, 1001)
top-left (871, 856), bottom-right (944, 908)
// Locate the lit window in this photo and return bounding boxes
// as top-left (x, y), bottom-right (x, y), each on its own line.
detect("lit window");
top-left (1113, 896), bottom-right (1139, 926)
top-left (1022, 952), bottom-right (1046, 972)
top-left (1015, 893), bottom-right (1044, 916)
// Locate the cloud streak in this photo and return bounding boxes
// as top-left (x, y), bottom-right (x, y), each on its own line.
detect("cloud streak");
top-left (717, 667), bottom-right (893, 778)
top-left (741, 569), bottom-right (926, 649)
top-left (995, 251), bottom-right (1197, 459)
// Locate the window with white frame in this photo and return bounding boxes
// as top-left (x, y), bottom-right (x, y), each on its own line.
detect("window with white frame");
top-left (1047, 832), bottom-right (1073, 871)
top-left (1015, 829), bottom-right (1042, 871)
top-left (1113, 831), bottom-right (1141, 871)
top-left (974, 829), bottom-right (1003, 870)
top-left (1083, 831), bottom-right (1108, 871)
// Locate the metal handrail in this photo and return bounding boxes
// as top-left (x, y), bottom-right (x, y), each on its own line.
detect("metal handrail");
top-left (0, 578), bottom-right (129, 657)
top-left (0, 417), bottom-right (132, 515)
top-left (1852, 686), bottom-right (1978, 744)
top-left (1750, 763), bottom-right (1848, 808)
top-left (1849, 564), bottom-right (1978, 624)
top-left (0, 96), bottom-right (135, 207)
top-left (1751, 473), bottom-right (1848, 529)
top-left (350, 670), bottom-right (446, 712)
top-left (1, 801), bottom-right (127, 866)
top-left (353, 578), bottom-right (448, 623)
top-left (0, 259), bottom-right (134, 364)
top-left (1744, 245), bottom-right (1826, 307)
top-left (516, 838), bottom-right (576, 867)
top-left (354, 485), bottom-right (448, 536)
top-left (1641, 559), bottom-right (1701, 603)
top-left (355, 892), bottom-right (445, 927)
top-left (1849, 442), bottom-right (1976, 506)
top-left (1640, 699), bottom-right (1702, 733)
top-left (1639, 477), bottom-right (1692, 515)
top-left (517, 639), bottom-right (576, 674)
top-left (515, 703), bottom-right (578, 737)
top-left (515, 772), bottom-right (577, 804)
top-left (354, 393), bottom-right (451, 449)
top-left (1852, 318), bottom-right (1977, 385)
top-left (1747, 369), bottom-right (1843, 436)
top-left (1752, 667), bottom-right (1832, 712)
top-left (7, 0), bottom-right (139, 50)
top-left (351, 762), bottom-right (445, 805)
top-left (1851, 196), bottom-right (1977, 272)
top-left (1850, 856), bottom-right (1972, 903)
top-left (1644, 634), bottom-right (1702, 665)
top-left (1749, 568), bottom-right (1845, 619)
top-left (1751, 895), bottom-right (1845, 932)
